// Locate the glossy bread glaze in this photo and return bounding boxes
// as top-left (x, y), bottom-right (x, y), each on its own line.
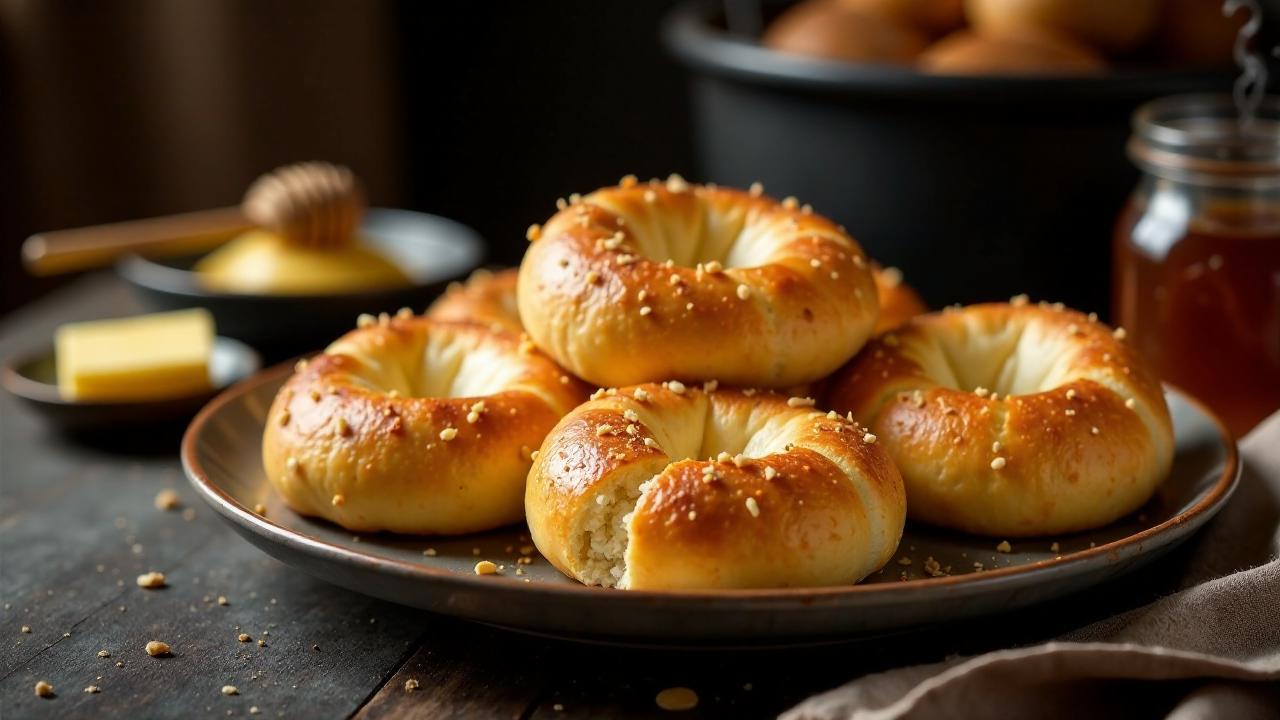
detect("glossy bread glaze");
top-left (827, 300), bottom-right (1174, 536)
top-left (526, 382), bottom-right (906, 590)
top-left (517, 178), bottom-right (880, 388)
top-left (262, 316), bottom-right (588, 534)
top-left (426, 268), bottom-right (523, 334)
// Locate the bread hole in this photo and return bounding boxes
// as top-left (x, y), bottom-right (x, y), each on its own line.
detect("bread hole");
top-left (909, 316), bottom-right (1081, 396)
top-left (585, 190), bottom-right (784, 270)
top-left (327, 324), bottom-right (534, 399)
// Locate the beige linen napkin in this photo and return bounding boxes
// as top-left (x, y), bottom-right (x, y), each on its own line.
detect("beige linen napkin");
top-left (785, 412), bottom-right (1280, 720)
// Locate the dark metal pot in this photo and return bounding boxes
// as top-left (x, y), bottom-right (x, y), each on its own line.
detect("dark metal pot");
top-left (662, 0), bottom-right (1233, 314)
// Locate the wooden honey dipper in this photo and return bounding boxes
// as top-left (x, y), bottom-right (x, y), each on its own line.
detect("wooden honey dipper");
top-left (242, 162), bottom-right (366, 250)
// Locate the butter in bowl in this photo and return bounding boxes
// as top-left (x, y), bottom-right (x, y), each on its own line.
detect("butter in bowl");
top-left (3, 308), bottom-right (260, 435)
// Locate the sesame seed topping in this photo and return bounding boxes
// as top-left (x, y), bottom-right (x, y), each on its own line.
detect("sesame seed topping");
top-left (643, 437), bottom-right (657, 447)
top-left (787, 396), bottom-right (815, 407)
top-left (1091, 426), bottom-right (1101, 435)
top-left (1066, 389), bottom-right (1077, 400)
top-left (616, 254), bottom-right (636, 266)
top-left (781, 196), bottom-right (798, 209)
top-left (639, 306), bottom-right (652, 316)
top-left (863, 432), bottom-right (877, 444)
top-left (357, 313), bottom-right (376, 328)
top-left (810, 258), bottom-right (821, 268)
top-left (623, 409), bottom-right (640, 422)
top-left (633, 388), bottom-right (650, 402)
top-left (439, 427), bottom-right (458, 441)
top-left (331, 494), bottom-right (346, 506)
top-left (702, 380), bottom-right (719, 392)
top-left (992, 441), bottom-right (1001, 452)
top-left (764, 466), bottom-right (778, 480)
top-left (736, 284), bottom-right (751, 300)
top-left (525, 224), bottom-right (541, 242)
top-left (666, 380), bottom-right (687, 394)
top-left (1125, 398), bottom-right (1136, 409)
top-left (716, 451), bottom-right (732, 463)
top-left (1010, 294), bottom-right (1029, 306)
top-left (1065, 408), bottom-right (1077, 416)
top-left (744, 497), bottom-right (760, 517)
top-left (990, 457), bottom-right (1007, 470)
top-left (585, 271), bottom-right (601, 285)
top-left (644, 189), bottom-right (657, 203)
top-left (704, 260), bottom-right (723, 273)
top-left (595, 425), bottom-right (612, 437)
top-left (973, 387), bottom-right (990, 398)
top-left (1113, 327), bottom-right (1127, 340)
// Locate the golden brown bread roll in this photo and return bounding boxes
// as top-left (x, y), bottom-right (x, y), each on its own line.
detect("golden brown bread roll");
top-left (873, 265), bottom-right (926, 334)
top-left (262, 315), bottom-right (589, 534)
top-left (826, 300), bottom-right (1174, 536)
top-left (836, 0), bottom-right (965, 36)
top-left (517, 177), bottom-right (880, 388)
top-left (920, 29), bottom-right (1105, 75)
top-left (426, 268), bottom-right (522, 334)
top-left (526, 382), bottom-right (906, 589)
top-left (763, 0), bottom-right (929, 64)
top-left (964, 0), bottom-right (1160, 56)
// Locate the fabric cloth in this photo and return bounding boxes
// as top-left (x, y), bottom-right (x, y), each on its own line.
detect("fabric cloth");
top-left (785, 412), bottom-right (1280, 720)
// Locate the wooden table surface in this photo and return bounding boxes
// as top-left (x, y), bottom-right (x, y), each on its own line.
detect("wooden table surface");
top-left (0, 274), bottom-right (1209, 719)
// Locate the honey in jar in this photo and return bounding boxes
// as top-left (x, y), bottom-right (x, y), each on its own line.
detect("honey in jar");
top-left (1114, 94), bottom-right (1280, 437)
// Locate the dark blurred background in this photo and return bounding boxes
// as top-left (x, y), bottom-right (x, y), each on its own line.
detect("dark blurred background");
top-left (0, 0), bottom-right (692, 314)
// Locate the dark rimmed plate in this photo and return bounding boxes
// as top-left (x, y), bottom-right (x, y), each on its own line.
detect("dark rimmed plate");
top-left (3, 337), bottom-right (260, 434)
top-left (182, 363), bottom-right (1238, 647)
top-left (118, 208), bottom-right (485, 361)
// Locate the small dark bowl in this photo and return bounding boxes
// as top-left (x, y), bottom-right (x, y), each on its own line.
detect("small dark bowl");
top-left (3, 337), bottom-right (260, 436)
top-left (662, 0), bottom-right (1236, 314)
top-left (118, 208), bottom-right (484, 362)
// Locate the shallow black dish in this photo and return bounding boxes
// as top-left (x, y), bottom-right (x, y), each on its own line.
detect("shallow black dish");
top-left (662, 0), bottom-right (1234, 314)
top-left (3, 336), bottom-right (260, 435)
top-left (118, 208), bottom-right (484, 361)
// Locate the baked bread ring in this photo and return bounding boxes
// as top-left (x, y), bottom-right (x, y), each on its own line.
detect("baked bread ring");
top-left (517, 177), bottom-right (880, 388)
top-left (262, 315), bottom-right (589, 534)
top-left (827, 300), bottom-right (1174, 537)
top-left (426, 268), bottom-right (522, 334)
top-left (873, 265), bottom-right (926, 334)
top-left (526, 382), bottom-right (906, 589)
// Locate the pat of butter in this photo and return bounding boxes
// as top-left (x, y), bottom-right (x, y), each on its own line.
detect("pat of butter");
top-left (56, 308), bottom-right (215, 401)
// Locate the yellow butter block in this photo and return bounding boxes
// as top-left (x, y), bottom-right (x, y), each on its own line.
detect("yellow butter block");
top-left (55, 308), bottom-right (215, 402)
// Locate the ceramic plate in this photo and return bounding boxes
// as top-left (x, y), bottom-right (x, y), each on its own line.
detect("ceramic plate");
top-left (183, 364), bottom-right (1238, 646)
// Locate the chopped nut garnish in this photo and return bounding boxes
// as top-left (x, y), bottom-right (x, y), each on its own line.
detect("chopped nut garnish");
top-left (749, 182), bottom-right (763, 196)
top-left (474, 560), bottom-right (498, 575)
top-left (98, 649), bottom-right (110, 658)
top-left (335, 417), bottom-right (351, 437)
top-left (897, 556), bottom-right (912, 566)
top-left (666, 380), bottom-right (686, 394)
top-left (973, 387), bottom-right (990, 398)
top-left (253, 503), bottom-right (267, 515)
top-left (145, 640), bottom-right (170, 657)
top-left (736, 284), bottom-right (751, 300)
top-left (991, 441), bottom-right (1002, 453)
top-left (34, 680), bottom-right (54, 698)
top-left (404, 678), bottom-right (421, 692)
top-left (356, 313), bottom-right (376, 328)
top-left (439, 427), bottom-right (458, 441)
top-left (423, 548), bottom-right (437, 557)
top-left (990, 457), bottom-right (1007, 470)
top-left (1050, 542), bottom-right (1061, 553)
top-left (136, 571), bottom-right (166, 589)
top-left (1091, 426), bottom-right (1101, 435)
top-left (222, 685), bottom-right (239, 696)
top-left (154, 489), bottom-right (181, 511)
top-left (585, 271), bottom-right (601, 285)
top-left (996, 540), bottom-right (1013, 553)
top-left (1066, 389), bottom-right (1077, 400)
top-left (238, 633), bottom-right (251, 643)
top-left (787, 396), bottom-right (815, 408)
top-left (217, 596), bottom-right (229, 606)
top-left (526, 224), bottom-right (542, 242)
top-left (643, 437), bottom-right (658, 448)
top-left (764, 466), bottom-right (778, 481)
top-left (744, 497), bottom-right (761, 517)
top-left (331, 494), bottom-right (346, 507)
top-left (1010, 294), bottom-right (1029, 306)
top-left (1125, 398), bottom-right (1137, 410)
top-left (1113, 327), bottom-right (1127, 340)
top-left (704, 260), bottom-right (723, 274)
top-left (639, 306), bottom-right (652, 316)
top-left (84, 685), bottom-right (101, 694)
top-left (633, 388), bottom-right (650, 402)
top-left (21, 625), bottom-right (30, 633)
top-left (863, 432), bottom-right (878, 444)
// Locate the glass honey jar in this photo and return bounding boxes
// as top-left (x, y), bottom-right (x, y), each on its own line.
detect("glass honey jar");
top-left (1114, 94), bottom-right (1280, 437)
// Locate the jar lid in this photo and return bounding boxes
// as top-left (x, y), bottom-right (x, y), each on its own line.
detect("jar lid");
top-left (1129, 94), bottom-right (1280, 185)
